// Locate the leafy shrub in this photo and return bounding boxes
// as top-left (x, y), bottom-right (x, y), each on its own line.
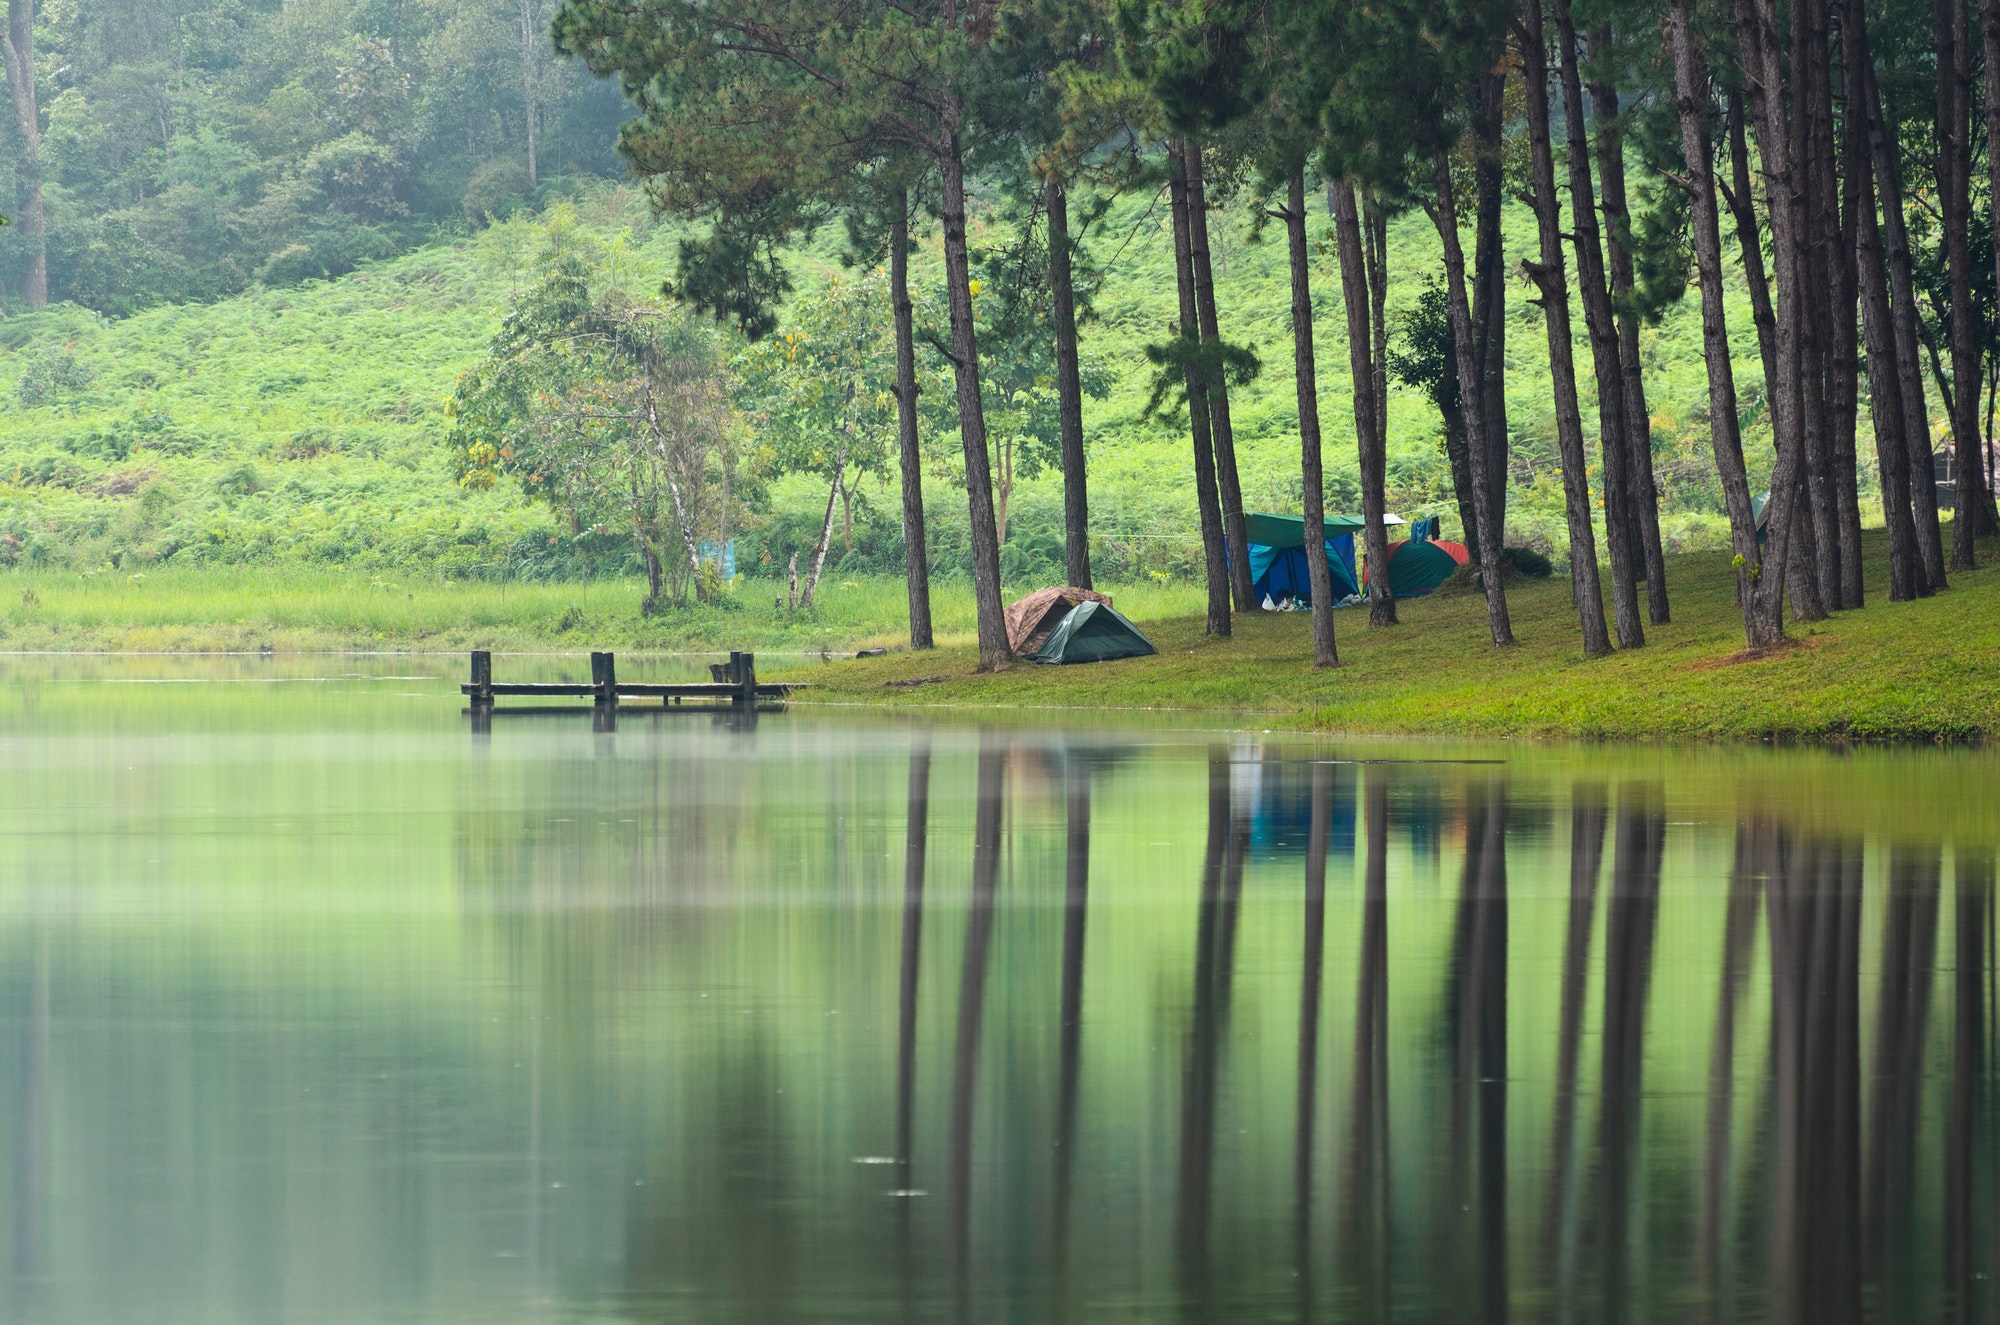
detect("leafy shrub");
top-left (1502, 545), bottom-right (1555, 578)
top-left (17, 342), bottom-right (96, 407)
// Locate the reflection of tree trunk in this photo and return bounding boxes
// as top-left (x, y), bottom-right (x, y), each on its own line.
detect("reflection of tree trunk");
top-left (1698, 824), bottom-right (1763, 1321)
top-left (1544, 785), bottom-right (1607, 1267)
top-left (1053, 755), bottom-right (1090, 1259)
top-left (895, 741), bottom-right (931, 1194)
top-left (1294, 760), bottom-right (1331, 1311)
top-left (1177, 750), bottom-right (1238, 1304)
top-left (11, 931), bottom-right (48, 1319)
top-left (1599, 787), bottom-right (1664, 1321)
top-left (1448, 778), bottom-right (1509, 1324)
top-left (948, 738), bottom-right (1004, 1273)
top-left (889, 190), bottom-right (935, 648)
top-left (1762, 828), bottom-right (1864, 1325)
top-left (1947, 851), bottom-right (1992, 1321)
top-left (1342, 769), bottom-right (1391, 1320)
top-left (1863, 847), bottom-right (1939, 1283)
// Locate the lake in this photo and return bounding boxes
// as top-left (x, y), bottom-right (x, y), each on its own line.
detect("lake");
top-left (1, 654), bottom-right (1996, 1323)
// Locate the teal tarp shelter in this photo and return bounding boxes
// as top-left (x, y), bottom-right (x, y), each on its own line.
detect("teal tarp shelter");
top-left (1033, 601), bottom-right (1158, 664)
top-left (1243, 512), bottom-right (1365, 603)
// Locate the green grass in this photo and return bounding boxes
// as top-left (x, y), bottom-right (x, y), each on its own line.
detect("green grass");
top-left (775, 529), bottom-right (2000, 743)
top-left (0, 564), bottom-right (1205, 653)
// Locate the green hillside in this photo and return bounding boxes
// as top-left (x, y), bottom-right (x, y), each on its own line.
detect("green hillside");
top-left (0, 179), bottom-right (1788, 591)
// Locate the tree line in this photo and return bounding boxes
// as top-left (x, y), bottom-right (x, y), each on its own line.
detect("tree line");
top-left (546, 0), bottom-right (2000, 669)
top-left (0, 0), bottom-right (629, 314)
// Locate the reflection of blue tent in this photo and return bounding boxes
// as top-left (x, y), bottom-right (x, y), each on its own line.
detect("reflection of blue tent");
top-left (1243, 512), bottom-right (1364, 603)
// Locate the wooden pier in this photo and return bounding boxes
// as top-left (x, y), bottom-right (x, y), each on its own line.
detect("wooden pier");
top-left (462, 650), bottom-right (794, 717)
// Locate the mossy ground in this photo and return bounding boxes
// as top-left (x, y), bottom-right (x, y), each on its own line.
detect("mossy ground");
top-left (777, 529), bottom-right (2000, 743)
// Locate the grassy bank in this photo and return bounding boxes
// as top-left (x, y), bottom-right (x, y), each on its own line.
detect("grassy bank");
top-left (0, 565), bottom-right (1202, 653)
top-left (778, 531), bottom-right (2000, 743)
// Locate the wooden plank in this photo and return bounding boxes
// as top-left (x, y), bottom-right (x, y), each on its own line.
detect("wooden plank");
top-left (613, 682), bottom-right (796, 698)
top-left (460, 682), bottom-right (596, 697)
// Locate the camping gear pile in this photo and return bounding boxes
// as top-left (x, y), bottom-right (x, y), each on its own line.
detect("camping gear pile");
top-left (1003, 586), bottom-right (1157, 665)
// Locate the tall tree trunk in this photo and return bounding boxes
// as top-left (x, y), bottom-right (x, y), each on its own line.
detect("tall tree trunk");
top-left (939, 135), bottom-right (1011, 668)
top-left (1441, 392), bottom-right (1481, 550)
top-left (1865, 53), bottom-right (1950, 590)
top-left (1940, 0), bottom-right (1986, 567)
top-left (1471, 60), bottom-right (1511, 549)
top-left (1332, 180), bottom-right (1397, 628)
top-left (1431, 152), bottom-right (1514, 646)
top-left (518, 0), bottom-right (540, 190)
top-left (1, 0), bottom-right (46, 307)
top-left (1829, 11), bottom-right (1865, 608)
top-left (1185, 144), bottom-right (1256, 612)
top-left (889, 190), bottom-right (935, 648)
top-left (1669, 0), bottom-right (1770, 641)
top-left (1724, 89), bottom-right (1780, 394)
top-left (1588, 39), bottom-right (1671, 625)
top-left (1848, 4), bottom-right (1923, 601)
top-left (1733, 0), bottom-right (1814, 646)
top-left (1047, 179), bottom-right (1092, 590)
top-left (1983, 0), bottom-right (2000, 538)
top-left (1364, 197), bottom-right (1391, 516)
top-left (1520, 0), bottom-right (1612, 657)
top-left (1793, 0), bottom-right (1842, 612)
top-left (1554, 0), bottom-right (1645, 649)
top-left (1284, 168), bottom-right (1338, 668)
top-left (1170, 141), bottom-right (1232, 638)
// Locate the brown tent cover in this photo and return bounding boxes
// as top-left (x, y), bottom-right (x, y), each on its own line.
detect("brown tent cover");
top-left (1005, 586), bottom-right (1113, 656)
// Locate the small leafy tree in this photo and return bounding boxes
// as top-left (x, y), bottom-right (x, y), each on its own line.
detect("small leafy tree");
top-left (448, 218), bottom-right (736, 613)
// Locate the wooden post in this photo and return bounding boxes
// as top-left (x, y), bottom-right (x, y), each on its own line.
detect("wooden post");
top-left (740, 652), bottom-right (757, 709)
top-left (592, 651), bottom-right (617, 708)
top-left (470, 650), bottom-right (493, 708)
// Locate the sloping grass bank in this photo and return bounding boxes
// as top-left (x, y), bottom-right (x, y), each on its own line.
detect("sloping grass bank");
top-left (779, 532), bottom-right (2000, 743)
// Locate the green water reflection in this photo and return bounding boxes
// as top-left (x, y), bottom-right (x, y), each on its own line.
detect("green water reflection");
top-left (1, 656), bottom-right (1997, 1323)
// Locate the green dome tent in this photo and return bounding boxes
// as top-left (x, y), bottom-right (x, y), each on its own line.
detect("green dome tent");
top-left (1032, 601), bottom-right (1158, 664)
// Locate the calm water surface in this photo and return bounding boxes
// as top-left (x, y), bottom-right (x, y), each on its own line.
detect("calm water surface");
top-left (2, 654), bottom-right (1998, 1323)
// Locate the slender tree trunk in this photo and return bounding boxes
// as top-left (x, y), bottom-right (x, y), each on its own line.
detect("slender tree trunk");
top-left (1724, 90), bottom-right (1780, 394)
top-left (1441, 393), bottom-right (1481, 550)
top-left (1983, 0), bottom-right (2000, 536)
top-left (890, 190), bottom-right (935, 648)
top-left (1941, 0), bottom-right (1986, 567)
top-left (1284, 168), bottom-right (1337, 668)
top-left (1830, 12), bottom-right (1866, 607)
top-left (1, 0), bottom-right (46, 307)
top-left (1848, 4), bottom-right (1923, 601)
top-left (1669, 0), bottom-right (1769, 640)
top-left (1169, 141), bottom-right (1232, 638)
top-left (1554, 0), bottom-right (1644, 649)
top-left (518, 0), bottom-right (540, 190)
top-left (1332, 180), bottom-right (1397, 628)
top-left (1471, 60), bottom-right (1511, 548)
top-left (1364, 198), bottom-right (1391, 515)
top-left (1185, 144), bottom-right (1256, 611)
top-left (1865, 54), bottom-right (1950, 590)
top-left (1733, 0), bottom-right (1813, 646)
top-left (801, 464), bottom-right (843, 611)
top-left (1794, 0), bottom-right (1842, 612)
top-left (1431, 153), bottom-right (1514, 646)
top-left (1588, 39), bottom-right (1671, 625)
top-left (1047, 179), bottom-right (1092, 590)
top-left (1520, 0), bottom-right (1612, 657)
top-left (939, 134), bottom-right (1011, 668)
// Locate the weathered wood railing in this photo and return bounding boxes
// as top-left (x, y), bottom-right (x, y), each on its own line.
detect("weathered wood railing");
top-left (462, 650), bottom-right (794, 713)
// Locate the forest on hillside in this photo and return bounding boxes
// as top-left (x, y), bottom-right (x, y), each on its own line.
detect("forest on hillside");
top-left (0, 0), bottom-right (1995, 661)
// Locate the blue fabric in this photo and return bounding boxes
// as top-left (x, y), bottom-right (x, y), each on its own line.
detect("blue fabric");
top-left (1409, 516), bottom-right (1439, 543)
top-left (1249, 535), bottom-right (1359, 602)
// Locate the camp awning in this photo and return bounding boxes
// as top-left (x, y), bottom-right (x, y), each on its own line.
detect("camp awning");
top-left (1243, 511), bottom-right (1371, 547)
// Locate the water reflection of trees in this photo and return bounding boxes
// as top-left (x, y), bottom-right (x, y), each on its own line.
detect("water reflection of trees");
top-left (461, 734), bottom-right (2000, 1323)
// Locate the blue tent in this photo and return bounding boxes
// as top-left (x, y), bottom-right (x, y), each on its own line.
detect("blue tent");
top-left (1243, 512), bottom-right (1363, 604)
